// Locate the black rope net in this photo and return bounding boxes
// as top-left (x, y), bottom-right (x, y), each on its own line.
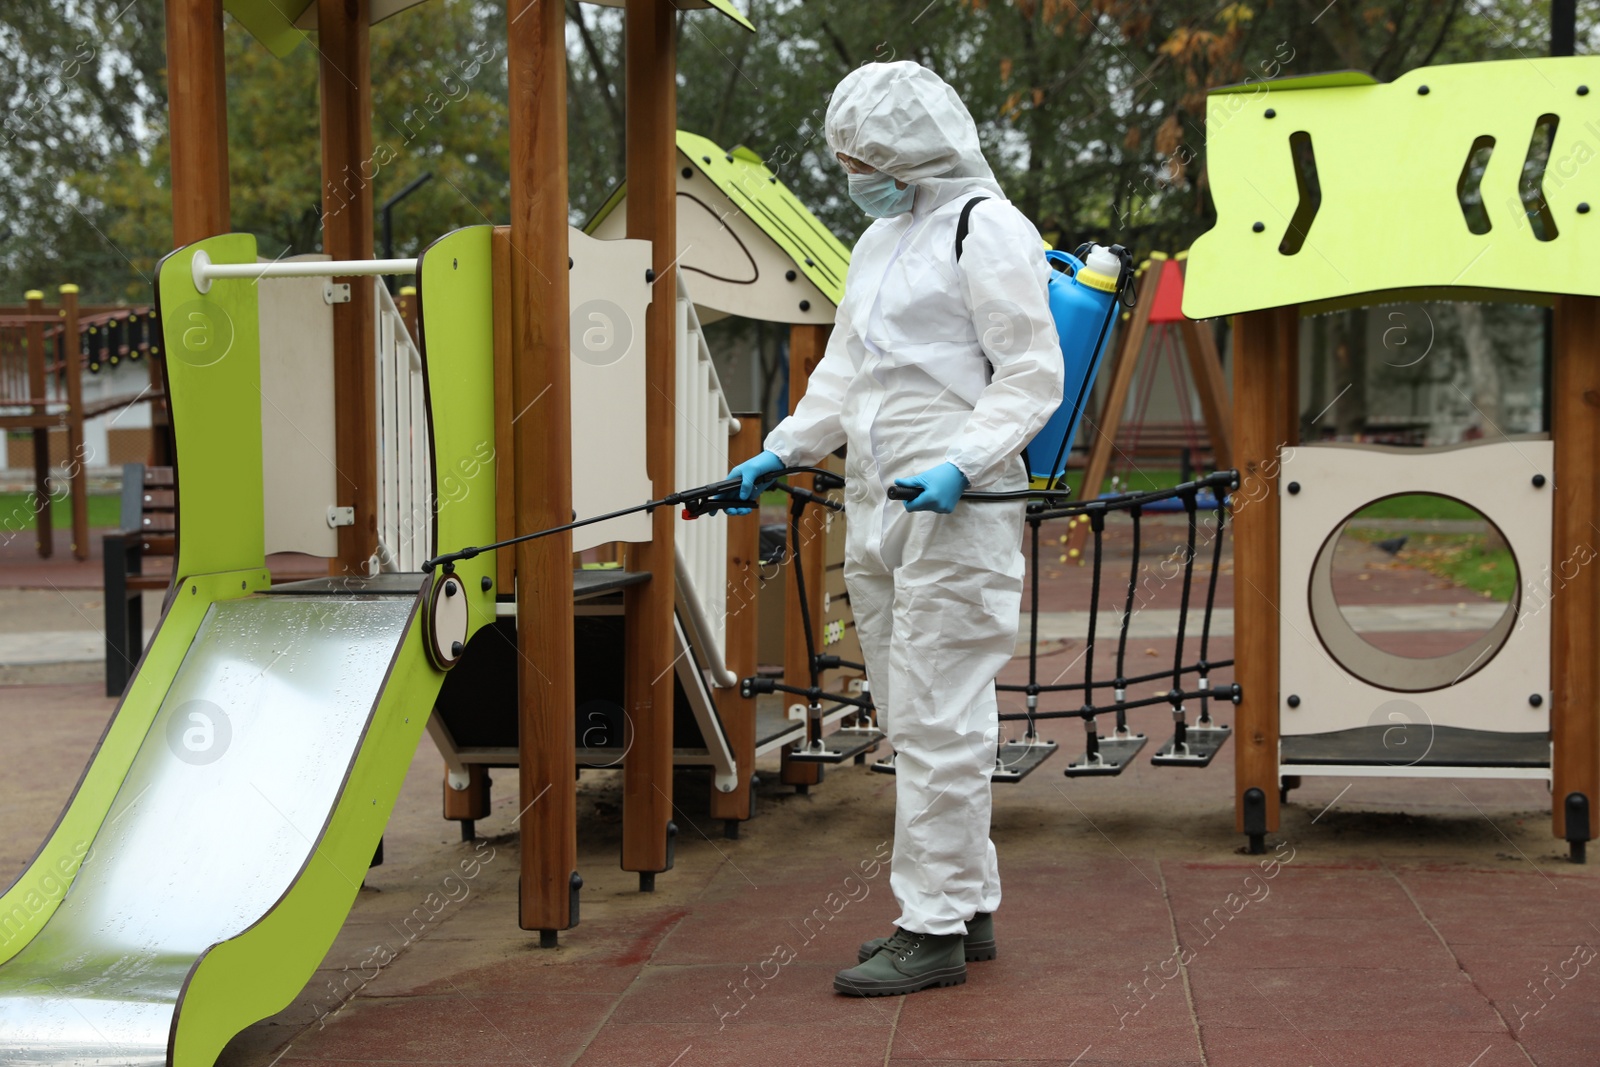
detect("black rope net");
top-left (740, 468), bottom-right (1240, 777)
top-left (1001, 470), bottom-right (1239, 776)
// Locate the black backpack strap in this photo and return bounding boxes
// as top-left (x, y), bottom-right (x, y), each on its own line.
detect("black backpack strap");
top-left (954, 196), bottom-right (990, 260)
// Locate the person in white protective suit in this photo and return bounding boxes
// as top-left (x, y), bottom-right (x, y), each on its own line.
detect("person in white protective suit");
top-left (724, 62), bottom-right (1064, 997)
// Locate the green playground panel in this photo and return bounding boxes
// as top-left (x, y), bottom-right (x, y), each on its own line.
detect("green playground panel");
top-left (0, 233), bottom-right (276, 965)
top-left (169, 226), bottom-right (500, 1064)
top-left (159, 235), bottom-right (269, 582)
top-left (1185, 56), bottom-right (1600, 319)
top-left (0, 225), bottom-right (502, 1063)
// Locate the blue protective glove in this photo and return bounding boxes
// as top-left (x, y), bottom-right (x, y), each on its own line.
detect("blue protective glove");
top-left (721, 450), bottom-right (785, 516)
top-left (894, 461), bottom-right (969, 514)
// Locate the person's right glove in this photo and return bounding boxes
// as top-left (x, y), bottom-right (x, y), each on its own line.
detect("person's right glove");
top-left (894, 461), bottom-right (969, 514)
top-left (721, 450), bottom-right (785, 515)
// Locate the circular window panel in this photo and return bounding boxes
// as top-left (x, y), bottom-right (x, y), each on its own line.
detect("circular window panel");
top-left (1308, 493), bottom-right (1519, 693)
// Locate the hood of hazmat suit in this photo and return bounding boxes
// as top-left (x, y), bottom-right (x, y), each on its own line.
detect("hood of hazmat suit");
top-left (763, 62), bottom-right (1065, 938)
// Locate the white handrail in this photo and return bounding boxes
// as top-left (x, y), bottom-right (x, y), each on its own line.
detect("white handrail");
top-left (673, 275), bottom-right (740, 688)
top-left (373, 281), bottom-right (431, 572)
top-left (192, 250), bottom-right (417, 292)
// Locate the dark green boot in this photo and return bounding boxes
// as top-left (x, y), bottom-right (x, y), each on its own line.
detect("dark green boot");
top-left (834, 928), bottom-right (966, 997)
top-left (858, 912), bottom-right (995, 964)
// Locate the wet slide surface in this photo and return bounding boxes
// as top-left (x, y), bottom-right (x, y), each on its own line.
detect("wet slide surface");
top-left (0, 592), bottom-right (414, 1066)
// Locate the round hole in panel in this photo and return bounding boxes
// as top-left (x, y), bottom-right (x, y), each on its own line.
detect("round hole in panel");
top-left (1308, 492), bottom-right (1519, 693)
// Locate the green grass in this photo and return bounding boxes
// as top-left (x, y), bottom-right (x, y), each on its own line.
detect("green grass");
top-left (1404, 534), bottom-right (1518, 602)
top-left (1099, 468), bottom-right (1187, 494)
top-left (0, 491), bottom-right (122, 533)
top-left (1350, 495), bottom-right (1482, 522)
top-left (1347, 528), bottom-right (1517, 602)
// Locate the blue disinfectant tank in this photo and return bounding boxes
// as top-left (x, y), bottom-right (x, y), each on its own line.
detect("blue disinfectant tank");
top-left (1026, 245), bottom-right (1122, 482)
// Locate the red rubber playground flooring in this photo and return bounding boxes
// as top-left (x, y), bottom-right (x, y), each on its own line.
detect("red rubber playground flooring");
top-left (3, 522), bottom-right (1595, 1066)
top-left (4, 677), bottom-right (1596, 1067)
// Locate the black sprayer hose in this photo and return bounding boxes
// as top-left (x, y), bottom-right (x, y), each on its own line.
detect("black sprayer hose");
top-left (421, 465), bottom-right (834, 573)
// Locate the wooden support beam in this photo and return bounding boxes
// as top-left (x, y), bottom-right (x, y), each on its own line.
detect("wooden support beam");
top-left (317, 0), bottom-right (379, 577)
top-left (59, 285), bottom-right (89, 560)
top-left (1176, 273), bottom-right (1234, 469)
top-left (1550, 294), bottom-right (1600, 850)
top-left (164, 0), bottom-right (230, 244)
top-left (24, 291), bottom-right (51, 558)
top-left (710, 413), bottom-right (763, 828)
top-left (506, 0), bottom-right (576, 935)
top-left (780, 323), bottom-right (829, 789)
top-left (1064, 265), bottom-right (1160, 557)
top-left (1231, 307), bottom-right (1291, 845)
top-left (621, 0), bottom-right (679, 882)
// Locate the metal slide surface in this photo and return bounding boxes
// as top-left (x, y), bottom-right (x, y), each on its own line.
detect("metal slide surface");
top-left (0, 590), bottom-right (415, 1065)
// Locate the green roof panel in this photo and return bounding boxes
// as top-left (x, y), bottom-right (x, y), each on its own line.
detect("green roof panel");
top-left (588, 129), bottom-right (851, 307)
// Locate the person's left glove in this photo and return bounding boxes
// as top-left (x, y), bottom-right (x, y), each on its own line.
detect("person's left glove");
top-left (894, 462), bottom-right (968, 514)
top-left (720, 450), bottom-right (785, 515)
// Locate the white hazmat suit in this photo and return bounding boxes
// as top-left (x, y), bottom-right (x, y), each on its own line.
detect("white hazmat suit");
top-left (763, 62), bottom-right (1065, 937)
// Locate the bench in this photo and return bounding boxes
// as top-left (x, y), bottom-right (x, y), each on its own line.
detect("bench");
top-left (103, 463), bottom-right (175, 696)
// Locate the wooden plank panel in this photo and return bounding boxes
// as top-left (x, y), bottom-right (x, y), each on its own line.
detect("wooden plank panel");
top-left (620, 0), bottom-right (679, 878)
top-left (507, 0), bottom-right (576, 932)
top-left (1550, 294), bottom-right (1600, 845)
top-left (710, 413), bottom-right (762, 824)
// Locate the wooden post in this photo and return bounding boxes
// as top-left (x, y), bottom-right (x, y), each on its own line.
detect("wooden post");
top-left (1231, 307), bottom-right (1290, 850)
top-left (164, 0), bottom-right (230, 244)
top-left (24, 291), bottom-right (51, 558)
top-left (506, 0), bottom-right (576, 937)
top-left (317, 0), bottom-right (379, 577)
top-left (1550, 294), bottom-right (1600, 853)
top-left (779, 323), bottom-right (829, 789)
top-left (620, 0), bottom-right (678, 885)
top-left (711, 413), bottom-right (762, 829)
top-left (1175, 258), bottom-right (1233, 471)
top-left (1177, 318), bottom-right (1235, 470)
top-left (59, 285), bottom-right (89, 560)
top-left (1065, 263), bottom-right (1160, 556)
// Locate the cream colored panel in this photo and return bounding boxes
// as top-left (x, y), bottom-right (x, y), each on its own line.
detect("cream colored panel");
top-left (1278, 439), bottom-right (1552, 737)
top-left (588, 155), bottom-right (837, 326)
top-left (258, 256), bottom-right (338, 558)
top-left (568, 226), bottom-right (653, 550)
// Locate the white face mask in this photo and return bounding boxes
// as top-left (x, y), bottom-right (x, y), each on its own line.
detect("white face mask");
top-left (848, 171), bottom-right (916, 217)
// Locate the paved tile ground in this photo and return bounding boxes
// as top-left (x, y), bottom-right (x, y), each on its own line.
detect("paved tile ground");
top-left (2, 522), bottom-right (1595, 1066)
top-left (4, 676), bottom-right (1594, 1067)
